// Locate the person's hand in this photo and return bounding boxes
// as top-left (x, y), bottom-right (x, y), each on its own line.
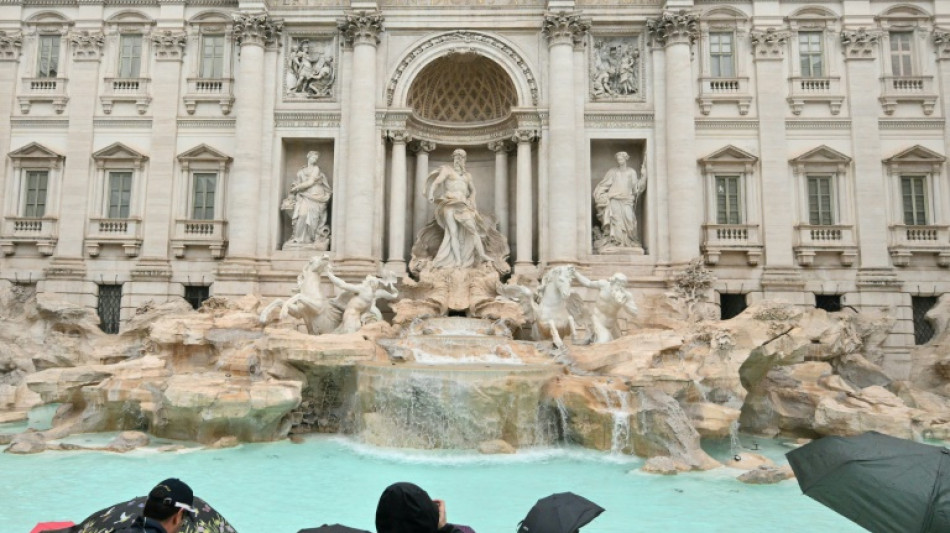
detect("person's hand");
top-left (434, 499), bottom-right (447, 528)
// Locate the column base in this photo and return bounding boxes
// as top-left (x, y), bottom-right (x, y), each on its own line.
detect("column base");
top-left (759, 266), bottom-right (807, 303)
top-left (335, 257), bottom-right (381, 279)
top-left (44, 256), bottom-right (87, 280)
top-left (383, 259), bottom-right (408, 276)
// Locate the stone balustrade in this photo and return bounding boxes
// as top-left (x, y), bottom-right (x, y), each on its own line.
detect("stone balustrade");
top-left (0, 216), bottom-right (58, 256)
top-left (84, 218), bottom-right (143, 257)
top-left (171, 219), bottom-right (227, 259)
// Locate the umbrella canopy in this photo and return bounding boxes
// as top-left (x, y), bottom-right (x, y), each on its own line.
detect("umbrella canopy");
top-left (74, 495), bottom-right (236, 533)
top-left (786, 431), bottom-right (950, 533)
top-left (297, 526), bottom-right (370, 533)
top-left (517, 492), bottom-right (604, 533)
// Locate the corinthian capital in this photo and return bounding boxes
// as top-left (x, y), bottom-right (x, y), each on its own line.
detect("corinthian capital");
top-left (151, 30), bottom-right (187, 61)
top-left (646, 10), bottom-right (698, 47)
top-left (339, 11), bottom-right (384, 47)
top-left (542, 11), bottom-right (591, 47)
top-left (934, 29), bottom-right (950, 61)
top-left (69, 30), bottom-right (105, 61)
top-left (749, 28), bottom-right (790, 60)
top-left (0, 31), bottom-right (22, 61)
top-left (841, 28), bottom-right (880, 60)
top-left (232, 12), bottom-right (283, 48)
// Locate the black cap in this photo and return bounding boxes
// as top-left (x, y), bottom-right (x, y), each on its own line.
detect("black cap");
top-left (147, 478), bottom-right (194, 509)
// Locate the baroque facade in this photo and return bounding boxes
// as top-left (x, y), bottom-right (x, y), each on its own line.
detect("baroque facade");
top-left (1, 0), bottom-right (949, 376)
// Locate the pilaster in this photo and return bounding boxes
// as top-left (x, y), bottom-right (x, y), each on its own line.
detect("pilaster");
top-left (386, 129), bottom-right (411, 273)
top-left (412, 141), bottom-right (436, 238)
top-left (0, 31), bottom-right (21, 233)
top-left (648, 10), bottom-right (699, 265)
top-left (513, 128), bottom-right (537, 275)
top-left (842, 27), bottom-right (891, 270)
top-left (542, 11), bottom-right (589, 265)
top-left (488, 140), bottom-right (511, 235)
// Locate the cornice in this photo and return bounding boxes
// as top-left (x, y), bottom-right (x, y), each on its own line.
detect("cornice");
top-left (879, 119), bottom-right (945, 130)
top-left (176, 118), bottom-right (236, 128)
top-left (10, 118), bottom-right (70, 128)
top-left (585, 112), bottom-right (654, 128)
top-left (695, 119), bottom-right (758, 130)
top-left (274, 111), bottom-right (341, 127)
top-left (785, 119), bottom-right (851, 130)
top-left (93, 118), bottom-right (153, 127)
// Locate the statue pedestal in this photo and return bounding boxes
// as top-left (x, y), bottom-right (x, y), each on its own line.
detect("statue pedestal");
top-left (595, 245), bottom-right (645, 256)
top-left (392, 265), bottom-right (524, 325)
top-left (281, 239), bottom-right (329, 252)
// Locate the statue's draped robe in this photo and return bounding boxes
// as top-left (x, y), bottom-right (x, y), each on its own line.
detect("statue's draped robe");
top-left (593, 166), bottom-right (643, 248)
top-left (291, 168), bottom-right (331, 244)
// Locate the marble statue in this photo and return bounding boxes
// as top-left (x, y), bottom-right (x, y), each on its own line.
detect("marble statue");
top-left (532, 265), bottom-right (587, 349)
top-left (590, 37), bottom-right (640, 98)
top-left (593, 151), bottom-right (646, 252)
top-left (282, 150), bottom-right (332, 250)
top-left (573, 271), bottom-right (638, 344)
top-left (258, 254), bottom-right (341, 335)
top-left (287, 39), bottom-right (335, 98)
top-left (410, 148), bottom-right (510, 274)
top-left (325, 263), bottom-right (399, 334)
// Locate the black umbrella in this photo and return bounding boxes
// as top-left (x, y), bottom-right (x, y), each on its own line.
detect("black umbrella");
top-left (74, 495), bottom-right (236, 533)
top-left (787, 431), bottom-right (950, 533)
top-left (298, 526), bottom-right (370, 533)
top-left (517, 492), bottom-right (604, 533)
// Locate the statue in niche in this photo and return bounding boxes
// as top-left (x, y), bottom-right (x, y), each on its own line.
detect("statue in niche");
top-left (590, 37), bottom-right (640, 99)
top-left (325, 263), bottom-right (398, 334)
top-left (281, 150), bottom-right (331, 251)
top-left (593, 151), bottom-right (646, 253)
top-left (572, 271), bottom-right (638, 344)
top-left (287, 39), bottom-right (335, 98)
top-left (410, 148), bottom-right (510, 274)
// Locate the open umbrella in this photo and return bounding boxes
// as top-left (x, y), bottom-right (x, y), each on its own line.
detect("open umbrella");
top-left (73, 495), bottom-right (236, 533)
top-left (298, 526), bottom-right (370, 533)
top-left (517, 492), bottom-right (604, 533)
top-left (786, 431), bottom-right (950, 533)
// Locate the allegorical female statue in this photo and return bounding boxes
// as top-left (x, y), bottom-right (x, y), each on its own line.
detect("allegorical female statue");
top-left (593, 151), bottom-right (646, 252)
top-left (282, 150), bottom-right (332, 250)
top-left (409, 149), bottom-right (509, 274)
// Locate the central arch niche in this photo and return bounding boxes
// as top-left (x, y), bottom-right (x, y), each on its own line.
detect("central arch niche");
top-left (407, 54), bottom-right (518, 125)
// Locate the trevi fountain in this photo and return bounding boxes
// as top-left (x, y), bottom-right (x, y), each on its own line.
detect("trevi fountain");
top-left (1, 145), bottom-right (948, 531)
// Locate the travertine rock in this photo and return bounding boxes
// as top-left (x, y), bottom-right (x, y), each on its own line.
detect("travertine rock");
top-left (207, 436), bottom-right (240, 449)
top-left (5, 431), bottom-right (46, 454)
top-left (107, 431), bottom-right (150, 452)
top-left (686, 403), bottom-right (741, 438)
top-left (725, 452), bottom-right (774, 470)
top-left (478, 439), bottom-right (516, 454)
top-left (737, 465), bottom-right (794, 484)
top-left (813, 386), bottom-right (923, 439)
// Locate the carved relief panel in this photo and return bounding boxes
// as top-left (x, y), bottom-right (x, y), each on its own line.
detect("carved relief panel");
top-left (284, 35), bottom-right (337, 100)
top-left (589, 35), bottom-right (643, 101)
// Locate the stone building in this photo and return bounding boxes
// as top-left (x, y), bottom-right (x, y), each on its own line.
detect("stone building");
top-left (1, 0), bottom-right (949, 376)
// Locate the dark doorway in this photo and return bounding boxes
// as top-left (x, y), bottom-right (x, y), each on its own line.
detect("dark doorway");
top-left (184, 285), bottom-right (211, 310)
top-left (814, 294), bottom-right (843, 313)
top-left (719, 293), bottom-right (747, 320)
top-left (912, 296), bottom-right (939, 345)
top-left (97, 284), bottom-right (122, 334)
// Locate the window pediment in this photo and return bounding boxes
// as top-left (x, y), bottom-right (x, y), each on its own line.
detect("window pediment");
top-left (699, 145), bottom-right (757, 172)
top-left (790, 145), bottom-right (851, 174)
top-left (93, 142), bottom-right (148, 168)
top-left (177, 144), bottom-right (231, 164)
top-left (884, 145), bottom-right (945, 174)
top-left (9, 142), bottom-right (64, 168)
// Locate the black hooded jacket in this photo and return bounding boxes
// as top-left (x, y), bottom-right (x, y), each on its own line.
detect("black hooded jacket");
top-left (375, 482), bottom-right (465, 533)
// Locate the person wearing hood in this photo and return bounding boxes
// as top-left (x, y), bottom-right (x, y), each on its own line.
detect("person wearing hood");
top-left (375, 482), bottom-right (473, 533)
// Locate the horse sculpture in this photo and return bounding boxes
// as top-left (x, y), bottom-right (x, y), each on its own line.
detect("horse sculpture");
top-left (259, 254), bottom-right (342, 335)
top-left (496, 265), bottom-right (588, 349)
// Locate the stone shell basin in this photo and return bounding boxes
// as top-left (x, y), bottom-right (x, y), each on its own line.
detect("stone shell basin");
top-left (379, 317), bottom-right (550, 365)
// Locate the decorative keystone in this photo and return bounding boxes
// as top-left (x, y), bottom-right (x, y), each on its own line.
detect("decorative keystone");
top-left (646, 10), bottom-right (699, 47)
top-left (338, 11), bottom-right (384, 47)
top-left (542, 11), bottom-right (591, 47)
top-left (232, 12), bottom-right (283, 48)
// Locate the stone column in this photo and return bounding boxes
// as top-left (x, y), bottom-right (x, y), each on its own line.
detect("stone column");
top-left (488, 140), bottom-right (510, 235)
top-left (936, 30), bottom-right (950, 231)
top-left (542, 11), bottom-right (589, 265)
top-left (513, 129), bottom-right (536, 272)
top-left (647, 10), bottom-right (699, 265)
top-left (224, 12), bottom-right (282, 267)
top-left (750, 28), bottom-right (802, 297)
top-left (412, 141), bottom-right (436, 237)
top-left (339, 11), bottom-right (384, 268)
top-left (0, 31), bottom-right (21, 223)
top-left (44, 29), bottom-right (104, 297)
top-left (386, 129), bottom-right (410, 272)
top-left (842, 29), bottom-right (891, 270)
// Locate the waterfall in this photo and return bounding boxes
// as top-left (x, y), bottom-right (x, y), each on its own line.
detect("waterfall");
top-left (590, 384), bottom-right (632, 454)
top-left (729, 420), bottom-right (742, 458)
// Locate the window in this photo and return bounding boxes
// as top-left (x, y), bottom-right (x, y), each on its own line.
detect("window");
top-left (107, 171), bottom-right (132, 219)
top-left (37, 35), bottom-right (60, 78)
top-left (192, 172), bottom-right (217, 220)
top-left (200, 34), bottom-right (225, 79)
top-left (912, 296), bottom-right (938, 345)
top-left (709, 32), bottom-right (734, 78)
top-left (117, 34), bottom-right (142, 78)
top-left (184, 285), bottom-right (210, 310)
top-left (719, 293), bottom-right (747, 320)
top-left (807, 175), bottom-right (835, 225)
top-left (799, 32), bottom-right (824, 78)
top-left (890, 31), bottom-right (913, 77)
top-left (814, 294), bottom-right (842, 313)
top-left (901, 176), bottom-right (928, 225)
top-left (97, 284), bottom-right (122, 334)
top-left (716, 175), bottom-right (741, 224)
top-left (23, 170), bottom-right (48, 218)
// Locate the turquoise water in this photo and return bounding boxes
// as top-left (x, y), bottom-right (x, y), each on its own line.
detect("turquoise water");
top-left (0, 434), bottom-right (863, 533)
